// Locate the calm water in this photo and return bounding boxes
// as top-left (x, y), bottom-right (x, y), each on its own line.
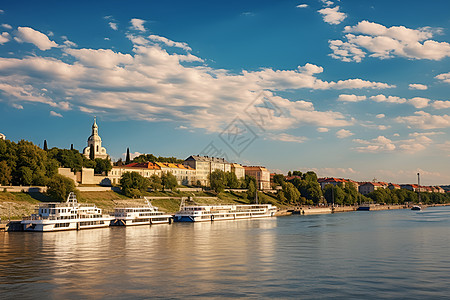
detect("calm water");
top-left (1, 207), bottom-right (450, 299)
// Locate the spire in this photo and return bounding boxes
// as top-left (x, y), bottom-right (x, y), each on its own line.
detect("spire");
top-left (92, 116), bottom-right (98, 135)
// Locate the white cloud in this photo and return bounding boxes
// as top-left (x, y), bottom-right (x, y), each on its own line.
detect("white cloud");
top-left (435, 72), bottom-right (450, 83)
top-left (337, 94), bottom-right (366, 102)
top-left (0, 32), bottom-right (10, 44)
top-left (50, 111), bottom-right (63, 117)
top-left (130, 18), bottom-right (146, 32)
top-left (0, 30), bottom-right (396, 133)
top-left (109, 22), bottom-right (118, 31)
top-left (354, 135), bottom-right (396, 152)
top-left (2, 24), bottom-right (12, 29)
top-left (176, 125), bottom-right (188, 130)
top-left (15, 27), bottom-right (58, 50)
top-left (317, 127), bottom-right (329, 132)
top-left (296, 4), bottom-right (308, 8)
top-left (268, 133), bottom-right (307, 143)
top-left (376, 114), bottom-right (385, 119)
top-left (432, 100), bottom-right (450, 109)
top-left (0, 10), bottom-right (4, 14)
top-left (12, 103), bottom-right (23, 109)
top-left (318, 6), bottom-right (347, 25)
top-left (336, 129), bottom-right (354, 138)
top-left (148, 35), bottom-right (192, 51)
top-left (408, 97), bottom-right (429, 109)
top-left (396, 111), bottom-right (450, 129)
top-left (409, 83), bottom-right (427, 90)
top-left (330, 20), bottom-right (450, 62)
top-left (370, 94), bottom-right (406, 104)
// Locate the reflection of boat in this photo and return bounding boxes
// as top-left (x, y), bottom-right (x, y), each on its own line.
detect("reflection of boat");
top-left (21, 192), bottom-right (113, 232)
top-left (174, 203), bottom-right (277, 222)
top-left (411, 205), bottom-right (421, 211)
top-left (111, 199), bottom-right (172, 226)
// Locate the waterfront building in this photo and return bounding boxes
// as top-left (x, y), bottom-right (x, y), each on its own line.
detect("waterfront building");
top-left (83, 117), bottom-right (109, 160)
top-left (154, 162), bottom-right (196, 185)
top-left (358, 182), bottom-right (386, 195)
top-left (318, 177), bottom-right (359, 190)
top-left (388, 183), bottom-right (401, 190)
top-left (243, 166), bottom-right (271, 190)
top-left (109, 162), bottom-right (162, 185)
top-left (183, 155), bottom-right (231, 186)
top-left (0, 133), bottom-right (5, 140)
top-left (231, 163), bottom-right (245, 180)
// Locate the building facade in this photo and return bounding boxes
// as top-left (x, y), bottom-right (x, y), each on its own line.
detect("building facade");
top-left (183, 155), bottom-right (232, 186)
top-left (243, 166), bottom-right (271, 190)
top-left (83, 117), bottom-right (109, 160)
top-left (359, 182), bottom-right (386, 195)
top-left (0, 133), bottom-right (5, 140)
top-left (231, 163), bottom-right (245, 180)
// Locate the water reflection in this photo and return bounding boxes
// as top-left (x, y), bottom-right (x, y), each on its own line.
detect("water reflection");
top-left (1, 209), bottom-right (450, 299)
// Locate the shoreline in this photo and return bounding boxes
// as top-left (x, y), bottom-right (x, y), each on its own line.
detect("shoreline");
top-left (276, 203), bottom-right (450, 216)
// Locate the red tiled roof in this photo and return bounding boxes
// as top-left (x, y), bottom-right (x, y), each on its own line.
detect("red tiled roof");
top-left (122, 162), bottom-right (161, 170)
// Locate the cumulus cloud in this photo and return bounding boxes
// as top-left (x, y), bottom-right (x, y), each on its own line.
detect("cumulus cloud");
top-left (50, 111), bottom-right (63, 117)
top-left (330, 20), bottom-right (450, 62)
top-left (396, 111), bottom-right (450, 129)
top-left (0, 32), bottom-right (10, 44)
top-left (409, 97), bottom-right (430, 109)
top-left (435, 72), bottom-right (450, 83)
top-left (0, 29), bottom-right (396, 133)
top-left (376, 114), bottom-right (385, 119)
top-left (109, 22), bottom-right (118, 30)
top-left (2, 24), bottom-right (12, 29)
top-left (318, 6), bottom-right (347, 25)
top-left (296, 4), bottom-right (308, 8)
top-left (130, 18), bottom-right (146, 32)
top-left (432, 100), bottom-right (450, 109)
top-left (337, 94), bottom-right (366, 102)
top-left (14, 27), bottom-right (58, 50)
top-left (370, 94), bottom-right (406, 104)
top-left (336, 129), bottom-right (354, 138)
top-left (354, 136), bottom-right (396, 152)
top-left (409, 83), bottom-right (427, 90)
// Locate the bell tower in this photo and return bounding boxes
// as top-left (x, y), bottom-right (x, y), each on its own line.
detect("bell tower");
top-left (83, 117), bottom-right (109, 159)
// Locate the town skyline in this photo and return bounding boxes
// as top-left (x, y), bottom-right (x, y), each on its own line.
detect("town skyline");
top-left (0, 0), bottom-right (449, 185)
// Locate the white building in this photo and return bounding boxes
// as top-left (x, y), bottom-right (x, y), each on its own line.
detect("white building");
top-left (83, 117), bottom-right (109, 160)
top-left (0, 133), bottom-right (5, 140)
top-left (183, 155), bottom-right (232, 186)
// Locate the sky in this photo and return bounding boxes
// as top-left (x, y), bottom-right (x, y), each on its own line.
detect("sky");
top-left (0, 0), bottom-right (449, 185)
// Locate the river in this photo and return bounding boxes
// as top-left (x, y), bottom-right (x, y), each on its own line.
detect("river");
top-left (1, 206), bottom-right (450, 299)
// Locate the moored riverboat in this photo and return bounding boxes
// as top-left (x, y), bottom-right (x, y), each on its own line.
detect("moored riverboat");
top-left (174, 203), bottom-right (277, 222)
top-left (21, 192), bottom-right (113, 232)
top-left (111, 199), bottom-right (172, 226)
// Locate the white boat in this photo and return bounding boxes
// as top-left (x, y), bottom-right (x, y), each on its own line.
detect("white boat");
top-left (411, 205), bottom-right (422, 211)
top-left (111, 199), bottom-right (172, 226)
top-left (174, 203), bottom-right (277, 222)
top-left (21, 192), bottom-right (114, 232)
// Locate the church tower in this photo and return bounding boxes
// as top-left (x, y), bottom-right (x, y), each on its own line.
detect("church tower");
top-left (83, 117), bottom-right (109, 159)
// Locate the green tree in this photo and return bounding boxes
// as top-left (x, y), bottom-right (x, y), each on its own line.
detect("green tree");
top-left (20, 166), bottom-right (33, 186)
top-left (225, 171), bottom-right (239, 188)
top-left (43, 140), bottom-right (48, 151)
top-left (210, 169), bottom-right (226, 193)
top-left (161, 172), bottom-right (177, 191)
top-left (47, 174), bottom-right (78, 201)
top-left (149, 174), bottom-right (162, 191)
top-left (247, 180), bottom-right (257, 201)
top-left (277, 190), bottom-right (287, 203)
top-left (125, 147), bottom-right (131, 164)
top-left (120, 172), bottom-right (149, 198)
top-left (89, 144), bottom-right (95, 160)
top-left (0, 161), bottom-right (12, 185)
top-left (94, 158), bottom-right (112, 175)
top-left (272, 174), bottom-right (285, 186)
top-left (283, 182), bottom-right (300, 204)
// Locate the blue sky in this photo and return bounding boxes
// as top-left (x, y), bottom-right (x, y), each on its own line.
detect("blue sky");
top-left (0, 0), bottom-right (449, 185)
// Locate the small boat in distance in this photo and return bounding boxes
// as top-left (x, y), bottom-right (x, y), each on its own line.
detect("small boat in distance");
top-left (21, 192), bottom-right (113, 232)
top-left (111, 198), bottom-right (172, 226)
top-left (411, 205), bottom-right (421, 211)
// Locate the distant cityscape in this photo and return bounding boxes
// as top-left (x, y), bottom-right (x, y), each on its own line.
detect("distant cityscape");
top-left (48, 118), bottom-right (448, 195)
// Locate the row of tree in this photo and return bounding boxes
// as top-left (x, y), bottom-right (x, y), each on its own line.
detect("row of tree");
top-left (119, 171), bottom-right (178, 198)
